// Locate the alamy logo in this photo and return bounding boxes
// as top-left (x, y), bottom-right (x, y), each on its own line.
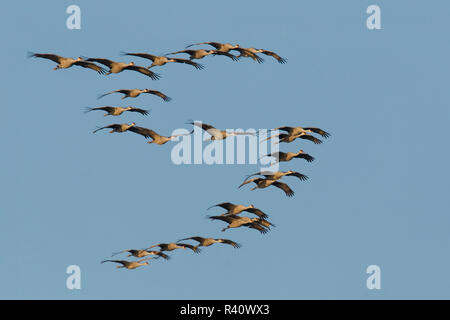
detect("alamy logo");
top-left (169, 123), bottom-right (280, 172)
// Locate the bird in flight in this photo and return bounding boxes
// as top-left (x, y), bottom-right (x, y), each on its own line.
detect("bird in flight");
top-left (207, 202), bottom-right (269, 219)
top-left (244, 48), bottom-right (287, 64)
top-left (146, 242), bottom-right (201, 253)
top-left (98, 89), bottom-right (171, 101)
top-left (207, 215), bottom-right (273, 234)
top-left (261, 149), bottom-right (315, 164)
top-left (243, 170), bottom-right (309, 183)
top-left (239, 177), bottom-right (295, 197)
top-left (185, 41), bottom-right (240, 53)
top-left (187, 121), bottom-right (255, 141)
top-left (121, 52), bottom-right (204, 69)
top-left (85, 106), bottom-right (149, 116)
top-left (28, 52), bottom-right (107, 74)
top-left (177, 236), bottom-right (241, 249)
top-left (111, 249), bottom-right (170, 260)
top-left (81, 57), bottom-right (160, 80)
top-left (167, 49), bottom-right (239, 61)
top-left (100, 257), bottom-right (158, 270)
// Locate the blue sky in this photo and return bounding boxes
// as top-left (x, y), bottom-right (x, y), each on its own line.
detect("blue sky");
top-left (1, 0), bottom-right (450, 299)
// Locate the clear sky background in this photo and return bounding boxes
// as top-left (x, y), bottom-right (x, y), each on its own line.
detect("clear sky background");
top-left (1, 0), bottom-right (450, 299)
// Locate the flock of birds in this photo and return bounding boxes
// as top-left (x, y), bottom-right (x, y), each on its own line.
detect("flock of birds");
top-left (29, 41), bottom-right (329, 270)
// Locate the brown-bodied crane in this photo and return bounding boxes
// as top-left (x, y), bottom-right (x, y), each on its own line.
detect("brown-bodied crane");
top-left (188, 121), bottom-right (255, 141)
top-left (98, 89), bottom-right (171, 101)
top-left (111, 249), bottom-right (170, 260)
top-left (207, 202), bottom-right (268, 219)
top-left (28, 53), bottom-right (107, 74)
top-left (207, 215), bottom-right (274, 234)
top-left (85, 106), bottom-right (149, 116)
top-left (238, 177), bottom-right (295, 197)
top-left (81, 57), bottom-right (160, 79)
top-left (167, 49), bottom-right (239, 61)
top-left (185, 41), bottom-right (240, 53)
top-left (262, 149), bottom-right (315, 164)
top-left (243, 170), bottom-right (309, 182)
top-left (230, 48), bottom-right (264, 63)
top-left (100, 257), bottom-right (157, 270)
top-left (178, 236), bottom-right (241, 249)
top-left (121, 52), bottom-right (204, 69)
top-left (146, 242), bottom-right (201, 253)
top-left (245, 48), bottom-right (287, 64)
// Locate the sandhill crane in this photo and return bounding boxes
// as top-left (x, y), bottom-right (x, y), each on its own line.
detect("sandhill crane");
top-left (85, 106), bottom-right (149, 116)
top-left (101, 257), bottom-right (157, 270)
top-left (262, 132), bottom-right (323, 144)
top-left (141, 129), bottom-right (193, 145)
top-left (82, 57), bottom-right (160, 80)
top-left (28, 52), bottom-right (107, 74)
top-left (92, 122), bottom-right (136, 134)
top-left (275, 126), bottom-right (330, 138)
top-left (186, 42), bottom-right (240, 53)
top-left (168, 49), bottom-right (239, 61)
top-left (245, 48), bottom-right (287, 64)
top-left (178, 236), bottom-right (241, 249)
top-left (188, 121), bottom-right (255, 141)
top-left (230, 48), bottom-right (264, 63)
top-left (111, 249), bottom-right (170, 260)
top-left (244, 170), bottom-right (309, 182)
top-left (93, 123), bottom-right (183, 142)
top-left (121, 52), bottom-right (204, 69)
top-left (207, 202), bottom-right (268, 219)
top-left (262, 150), bottom-right (314, 164)
top-left (208, 215), bottom-right (273, 234)
top-left (146, 242), bottom-right (201, 253)
top-left (98, 89), bottom-right (171, 101)
top-left (239, 178), bottom-right (295, 197)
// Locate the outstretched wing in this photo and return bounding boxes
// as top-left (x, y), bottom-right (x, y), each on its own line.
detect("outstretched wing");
top-left (92, 124), bottom-right (121, 134)
top-left (85, 106), bottom-right (115, 114)
top-left (121, 52), bottom-right (157, 61)
top-left (127, 107), bottom-right (150, 116)
top-left (101, 259), bottom-right (126, 266)
top-left (272, 181), bottom-right (295, 197)
top-left (125, 65), bottom-right (161, 80)
top-left (238, 177), bottom-right (259, 188)
top-left (260, 50), bottom-right (287, 64)
top-left (274, 126), bottom-right (294, 133)
top-left (98, 90), bottom-right (130, 100)
top-left (211, 51), bottom-right (239, 61)
top-left (83, 57), bottom-right (115, 68)
top-left (286, 171), bottom-right (309, 181)
top-left (299, 134), bottom-right (322, 144)
top-left (207, 202), bottom-right (235, 211)
top-left (170, 58), bottom-right (204, 69)
top-left (74, 60), bottom-right (108, 74)
top-left (217, 239), bottom-right (241, 248)
top-left (294, 152), bottom-right (315, 162)
top-left (128, 126), bottom-right (158, 139)
top-left (178, 243), bottom-right (201, 253)
top-left (186, 41), bottom-right (222, 49)
top-left (245, 208), bottom-right (269, 219)
top-left (143, 89), bottom-right (171, 102)
top-left (28, 52), bottom-right (63, 63)
top-left (303, 127), bottom-right (331, 138)
top-left (178, 236), bottom-right (204, 243)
